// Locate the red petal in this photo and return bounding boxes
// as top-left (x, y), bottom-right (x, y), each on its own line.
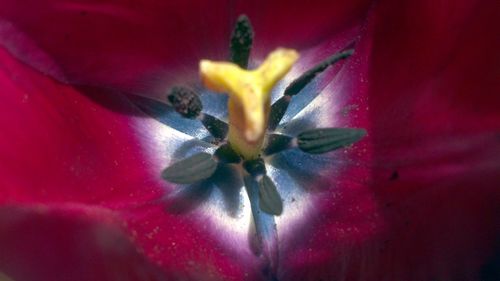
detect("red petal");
top-left (0, 204), bottom-right (165, 281)
top-left (234, 1), bottom-right (372, 54)
top-left (0, 0), bottom-right (371, 97)
top-left (281, 0), bottom-right (500, 280)
top-left (0, 46), bottom-right (162, 206)
top-left (0, 46), bottom-right (260, 281)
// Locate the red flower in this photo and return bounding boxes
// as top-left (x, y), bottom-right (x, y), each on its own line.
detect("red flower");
top-left (0, 1), bottom-right (498, 281)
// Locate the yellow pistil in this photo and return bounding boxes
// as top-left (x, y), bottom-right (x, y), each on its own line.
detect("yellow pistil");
top-left (200, 48), bottom-right (299, 159)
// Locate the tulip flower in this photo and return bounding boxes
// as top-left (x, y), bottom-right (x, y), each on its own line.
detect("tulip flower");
top-left (0, 1), bottom-right (498, 281)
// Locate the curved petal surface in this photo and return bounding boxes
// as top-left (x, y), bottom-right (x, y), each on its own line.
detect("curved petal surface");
top-left (0, 46), bottom-right (162, 207)
top-left (0, 0), bottom-right (372, 97)
top-left (280, 0), bottom-right (500, 280)
top-left (0, 204), bottom-right (165, 281)
top-left (0, 45), bottom-right (267, 280)
top-left (1, 0), bottom-right (498, 280)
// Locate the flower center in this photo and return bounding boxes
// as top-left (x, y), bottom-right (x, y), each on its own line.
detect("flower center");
top-left (200, 48), bottom-right (299, 159)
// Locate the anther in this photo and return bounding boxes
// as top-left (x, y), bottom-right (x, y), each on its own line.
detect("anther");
top-left (167, 86), bottom-right (203, 119)
top-left (284, 49), bottom-right (354, 97)
top-left (297, 127), bottom-right (366, 154)
top-left (230, 14), bottom-right (254, 69)
top-left (263, 133), bottom-right (293, 156)
top-left (167, 86), bottom-right (229, 140)
top-left (268, 48), bottom-right (354, 130)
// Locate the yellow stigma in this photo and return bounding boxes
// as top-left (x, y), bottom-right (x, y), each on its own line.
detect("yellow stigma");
top-left (200, 48), bottom-right (299, 159)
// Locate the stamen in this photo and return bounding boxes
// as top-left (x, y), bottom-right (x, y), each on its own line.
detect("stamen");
top-left (167, 86), bottom-right (228, 140)
top-left (243, 158), bottom-right (283, 215)
top-left (161, 152), bottom-right (217, 184)
top-left (230, 15), bottom-right (254, 69)
top-left (258, 175), bottom-right (283, 216)
top-left (243, 158), bottom-right (267, 177)
top-left (268, 48), bottom-right (354, 130)
top-left (162, 145), bottom-right (240, 185)
top-left (297, 128), bottom-right (366, 154)
top-left (167, 86), bottom-right (202, 119)
top-left (284, 49), bottom-right (354, 97)
top-left (199, 113), bottom-right (229, 140)
top-left (268, 95), bottom-right (291, 132)
top-left (214, 143), bottom-right (241, 164)
top-left (263, 133), bottom-right (293, 156)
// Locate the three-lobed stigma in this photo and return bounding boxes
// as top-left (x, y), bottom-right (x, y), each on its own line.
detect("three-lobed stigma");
top-left (200, 48), bottom-right (299, 159)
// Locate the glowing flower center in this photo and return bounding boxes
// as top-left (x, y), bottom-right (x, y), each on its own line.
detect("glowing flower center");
top-left (200, 48), bottom-right (299, 159)
top-left (160, 14), bottom-right (364, 280)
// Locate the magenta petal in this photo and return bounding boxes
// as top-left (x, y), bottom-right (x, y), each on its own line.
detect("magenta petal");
top-left (0, 204), bottom-right (165, 281)
top-left (365, 1), bottom-right (500, 277)
top-left (0, 0), bottom-right (230, 95)
top-left (234, 1), bottom-right (372, 54)
top-left (0, 45), bottom-right (261, 281)
top-left (0, 46), bottom-right (164, 206)
top-left (280, 0), bottom-right (499, 280)
top-left (0, 0), bottom-right (372, 96)
top-left (1, 0), bottom-right (498, 280)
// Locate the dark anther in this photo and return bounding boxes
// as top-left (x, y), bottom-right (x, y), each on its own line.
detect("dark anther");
top-left (263, 133), bottom-right (293, 156)
top-left (258, 175), bottom-right (283, 216)
top-left (243, 158), bottom-right (266, 177)
top-left (297, 127), bottom-right (366, 154)
top-left (161, 152), bottom-right (217, 184)
top-left (268, 95), bottom-right (291, 131)
top-left (268, 48), bottom-right (354, 130)
top-left (167, 86), bottom-right (203, 119)
top-left (230, 14), bottom-right (254, 69)
top-left (214, 143), bottom-right (241, 164)
top-left (200, 114), bottom-right (229, 140)
top-left (284, 49), bottom-right (354, 97)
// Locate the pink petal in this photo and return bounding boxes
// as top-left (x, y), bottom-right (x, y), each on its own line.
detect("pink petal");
top-left (234, 1), bottom-right (372, 54)
top-left (0, 46), bottom-right (261, 281)
top-left (0, 204), bottom-right (165, 281)
top-left (281, 0), bottom-right (500, 280)
top-left (0, 0), bottom-right (372, 97)
top-left (2, 1), bottom-right (498, 280)
top-left (0, 46), bottom-right (162, 207)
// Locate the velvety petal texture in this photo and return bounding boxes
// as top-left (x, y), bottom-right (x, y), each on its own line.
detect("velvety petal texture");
top-left (1, 0), bottom-right (499, 281)
top-left (0, 204), bottom-right (165, 281)
top-left (280, 0), bottom-right (500, 280)
top-left (0, 46), bottom-right (161, 206)
top-left (0, 45), bottom-right (261, 280)
top-left (0, 0), bottom-right (372, 97)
